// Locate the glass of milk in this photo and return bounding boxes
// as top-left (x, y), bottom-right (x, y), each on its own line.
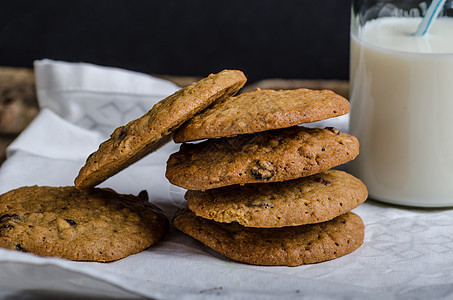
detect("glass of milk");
top-left (349, 0), bottom-right (453, 207)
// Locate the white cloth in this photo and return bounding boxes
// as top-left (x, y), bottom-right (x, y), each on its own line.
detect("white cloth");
top-left (36, 59), bottom-right (179, 138)
top-left (1, 60), bottom-right (453, 299)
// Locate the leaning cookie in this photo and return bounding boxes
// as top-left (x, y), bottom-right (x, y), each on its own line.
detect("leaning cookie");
top-left (173, 88), bottom-right (350, 142)
top-left (0, 186), bottom-right (168, 262)
top-left (166, 126), bottom-right (359, 190)
top-left (186, 170), bottom-right (367, 228)
top-left (75, 69), bottom-right (247, 190)
top-left (173, 210), bottom-right (364, 266)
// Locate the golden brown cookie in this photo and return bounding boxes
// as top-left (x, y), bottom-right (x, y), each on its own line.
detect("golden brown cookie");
top-left (173, 88), bottom-right (350, 142)
top-left (74, 69), bottom-right (247, 190)
top-left (0, 186), bottom-right (168, 262)
top-left (186, 170), bottom-right (367, 228)
top-left (166, 126), bottom-right (359, 190)
top-left (173, 210), bottom-right (364, 266)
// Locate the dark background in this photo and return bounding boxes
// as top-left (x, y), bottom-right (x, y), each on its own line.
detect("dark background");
top-left (0, 0), bottom-right (351, 82)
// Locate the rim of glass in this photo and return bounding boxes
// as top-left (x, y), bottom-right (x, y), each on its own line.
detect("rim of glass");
top-left (351, 15), bottom-right (453, 56)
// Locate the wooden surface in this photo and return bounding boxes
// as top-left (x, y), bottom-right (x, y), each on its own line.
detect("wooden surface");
top-left (0, 66), bottom-right (349, 164)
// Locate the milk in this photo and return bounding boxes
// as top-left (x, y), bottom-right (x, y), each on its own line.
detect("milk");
top-left (349, 17), bottom-right (453, 207)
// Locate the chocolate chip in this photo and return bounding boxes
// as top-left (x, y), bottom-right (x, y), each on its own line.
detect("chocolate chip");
top-left (138, 190), bottom-right (149, 201)
top-left (65, 219), bottom-right (77, 226)
top-left (314, 177), bottom-right (331, 186)
top-left (250, 160), bottom-right (275, 181)
top-left (0, 224), bottom-right (13, 230)
top-left (118, 126), bottom-right (127, 140)
top-left (0, 214), bottom-right (20, 223)
top-left (321, 147), bottom-right (326, 151)
top-left (16, 244), bottom-right (26, 252)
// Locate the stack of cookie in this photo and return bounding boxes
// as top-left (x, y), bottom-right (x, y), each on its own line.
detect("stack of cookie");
top-left (0, 69), bottom-right (367, 266)
top-left (167, 86), bottom-right (368, 266)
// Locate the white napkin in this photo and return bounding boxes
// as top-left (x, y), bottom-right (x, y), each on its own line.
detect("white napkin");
top-left (1, 60), bottom-right (453, 299)
top-left (35, 59), bottom-right (179, 138)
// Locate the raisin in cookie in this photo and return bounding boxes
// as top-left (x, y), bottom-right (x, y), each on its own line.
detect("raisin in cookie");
top-left (173, 210), bottom-right (364, 266)
top-left (75, 69), bottom-right (247, 190)
top-left (173, 88), bottom-right (350, 142)
top-left (166, 126), bottom-right (359, 190)
top-left (0, 186), bottom-right (168, 262)
top-left (186, 170), bottom-right (367, 228)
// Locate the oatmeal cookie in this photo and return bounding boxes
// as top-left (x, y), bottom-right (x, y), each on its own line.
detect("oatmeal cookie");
top-left (166, 126), bottom-right (359, 190)
top-left (0, 186), bottom-right (168, 261)
top-left (173, 210), bottom-right (364, 266)
top-left (173, 88), bottom-right (349, 142)
top-left (186, 170), bottom-right (367, 227)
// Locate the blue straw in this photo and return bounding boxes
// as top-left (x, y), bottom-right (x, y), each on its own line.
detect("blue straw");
top-left (414, 0), bottom-right (447, 36)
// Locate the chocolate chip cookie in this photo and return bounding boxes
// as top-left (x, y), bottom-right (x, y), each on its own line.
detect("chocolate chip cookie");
top-left (173, 88), bottom-right (350, 142)
top-left (166, 126), bottom-right (359, 190)
top-left (0, 186), bottom-right (168, 262)
top-left (186, 170), bottom-right (367, 228)
top-left (173, 210), bottom-right (364, 266)
top-left (75, 69), bottom-right (247, 190)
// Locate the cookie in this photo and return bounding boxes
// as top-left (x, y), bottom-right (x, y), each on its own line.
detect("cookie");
top-left (166, 126), bottom-right (359, 190)
top-left (74, 69), bottom-right (247, 190)
top-left (173, 210), bottom-right (364, 266)
top-left (186, 170), bottom-right (367, 228)
top-left (0, 67), bottom-right (38, 135)
top-left (173, 88), bottom-right (350, 142)
top-left (0, 186), bottom-right (168, 262)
